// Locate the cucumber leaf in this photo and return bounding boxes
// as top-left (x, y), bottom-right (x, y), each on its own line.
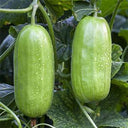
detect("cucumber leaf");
top-left (54, 17), bottom-right (75, 63)
top-left (0, 35), bottom-right (15, 84)
top-left (111, 44), bottom-right (123, 78)
top-left (112, 45), bottom-right (128, 88)
top-left (44, 0), bottom-right (73, 22)
top-left (0, 84), bottom-right (14, 106)
top-left (97, 0), bottom-right (118, 17)
top-left (47, 86), bottom-right (128, 128)
top-left (112, 63), bottom-right (128, 88)
top-left (47, 89), bottom-right (93, 128)
top-left (73, 1), bottom-right (94, 21)
top-left (0, 0), bottom-right (31, 27)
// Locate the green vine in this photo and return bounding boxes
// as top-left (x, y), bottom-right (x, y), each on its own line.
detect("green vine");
top-left (76, 99), bottom-right (98, 128)
top-left (0, 42), bottom-right (15, 63)
top-left (0, 102), bottom-right (22, 128)
top-left (32, 123), bottom-right (56, 128)
top-left (38, 1), bottom-right (57, 71)
top-left (0, 6), bottom-right (32, 13)
top-left (109, 0), bottom-right (124, 31)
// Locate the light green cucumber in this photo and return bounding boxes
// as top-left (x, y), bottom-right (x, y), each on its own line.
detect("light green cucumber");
top-left (71, 16), bottom-right (112, 103)
top-left (14, 25), bottom-right (54, 117)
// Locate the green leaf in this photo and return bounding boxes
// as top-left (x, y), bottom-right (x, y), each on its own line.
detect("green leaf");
top-left (119, 29), bottom-right (128, 43)
top-left (122, 45), bottom-right (128, 62)
top-left (73, 1), bottom-right (95, 21)
top-left (97, 112), bottom-right (128, 128)
top-left (119, 0), bottom-right (128, 10)
top-left (114, 63), bottom-right (128, 81)
top-left (44, 0), bottom-right (73, 22)
top-left (48, 87), bottom-right (128, 128)
top-left (0, 84), bottom-right (14, 106)
top-left (47, 90), bottom-right (93, 128)
top-left (97, 0), bottom-right (118, 17)
top-left (0, 0), bottom-right (31, 27)
top-left (9, 24), bottom-right (26, 38)
top-left (54, 17), bottom-right (74, 63)
top-left (96, 86), bottom-right (128, 128)
top-left (111, 44), bottom-right (128, 87)
top-left (112, 63), bottom-right (128, 88)
top-left (0, 35), bottom-right (15, 84)
top-left (111, 44), bottom-right (123, 78)
top-left (112, 44), bottom-right (123, 61)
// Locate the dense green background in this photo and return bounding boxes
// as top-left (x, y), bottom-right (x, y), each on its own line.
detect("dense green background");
top-left (0, 0), bottom-right (128, 128)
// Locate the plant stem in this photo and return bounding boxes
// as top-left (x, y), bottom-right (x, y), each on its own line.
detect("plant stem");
top-left (32, 123), bottom-right (56, 128)
top-left (38, 1), bottom-right (57, 71)
top-left (76, 99), bottom-right (98, 128)
top-left (109, 0), bottom-right (123, 31)
top-left (0, 6), bottom-right (32, 13)
top-left (31, 0), bottom-right (38, 25)
top-left (93, 0), bottom-right (97, 17)
top-left (0, 102), bottom-right (22, 128)
top-left (0, 117), bottom-right (13, 121)
top-left (31, 118), bottom-right (37, 128)
top-left (0, 42), bottom-right (15, 63)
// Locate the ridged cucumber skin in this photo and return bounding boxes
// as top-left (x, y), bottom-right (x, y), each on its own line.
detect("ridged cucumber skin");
top-left (71, 16), bottom-right (111, 103)
top-left (14, 25), bottom-right (54, 117)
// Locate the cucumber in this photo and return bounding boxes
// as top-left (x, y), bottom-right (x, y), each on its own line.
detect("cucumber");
top-left (71, 16), bottom-right (111, 103)
top-left (14, 25), bottom-right (54, 117)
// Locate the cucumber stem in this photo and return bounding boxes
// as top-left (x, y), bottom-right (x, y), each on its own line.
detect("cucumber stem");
top-left (31, 118), bottom-right (37, 128)
top-left (0, 102), bottom-right (22, 128)
top-left (38, 1), bottom-right (57, 71)
top-left (31, 0), bottom-right (38, 25)
top-left (93, 1), bottom-right (97, 17)
top-left (76, 99), bottom-right (98, 128)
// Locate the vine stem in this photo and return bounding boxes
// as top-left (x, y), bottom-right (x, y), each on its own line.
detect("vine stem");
top-left (93, 0), bottom-right (98, 17)
top-left (31, 0), bottom-right (38, 25)
top-left (0, 102), bottom-right (22, 128)
top-left (0, 42), bottom-right (15, 63)
top-left (76, 99), bottom-right (98, 128)
top-left (0, 6), bottom-right (32, 13)
top-left (32, 123), bottom-right (56, 128)
top-left (109, 0), bottom-right (123, 31)
top-left (38, 1), bottom-right (57, 71)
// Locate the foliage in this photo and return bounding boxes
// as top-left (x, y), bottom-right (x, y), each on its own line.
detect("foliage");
top-left (0, 0), bottom-right (31, 27)
top-left (0, 0), bottom-right (128, 128)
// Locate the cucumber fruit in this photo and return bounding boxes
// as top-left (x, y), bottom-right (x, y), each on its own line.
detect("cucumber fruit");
top-left (14, 25), bottom-right (54, 117)
top-left (71, 16), bottom-right (111, 103)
